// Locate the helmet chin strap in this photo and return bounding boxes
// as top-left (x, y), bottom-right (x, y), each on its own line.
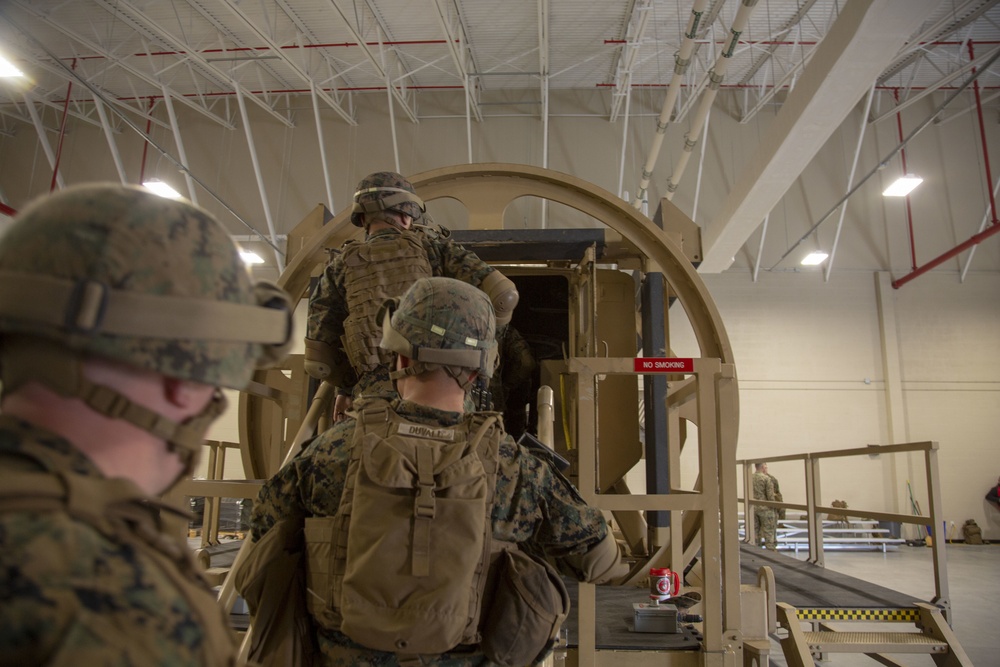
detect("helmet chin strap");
top-left (1, 336), bottom-right (225, 485)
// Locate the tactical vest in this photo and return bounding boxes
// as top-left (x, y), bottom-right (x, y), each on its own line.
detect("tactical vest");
top-left (0, 464), bottom-right (237, 667)
top-left (303, 400), bottom-right (503, 660)
top-left (341, 230), bottom-right (433, 376)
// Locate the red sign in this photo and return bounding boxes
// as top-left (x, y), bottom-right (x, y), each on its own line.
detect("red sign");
top-left (633, 357), bottom-right (694, 373)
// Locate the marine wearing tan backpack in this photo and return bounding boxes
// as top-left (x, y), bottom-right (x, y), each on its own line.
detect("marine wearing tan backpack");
top-left (307, 400), bottom-right (504, 657)
top-left (244, 276), bottom-right (623, 667)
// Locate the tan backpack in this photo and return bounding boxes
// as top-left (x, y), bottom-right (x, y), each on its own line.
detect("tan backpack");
top-left (305, 400), bottom-right (502, 659)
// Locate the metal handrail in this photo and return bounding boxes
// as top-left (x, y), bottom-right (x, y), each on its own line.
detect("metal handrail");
top-left (737, 441), bottom-right (951, 615)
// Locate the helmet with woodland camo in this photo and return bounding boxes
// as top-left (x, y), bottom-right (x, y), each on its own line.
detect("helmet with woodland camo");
top-left (350, 171), bottom-right (425, 227)
top-left (378, 276), bottom-right (497, 390)
top-left (0, 183), bottom-right (294, 471)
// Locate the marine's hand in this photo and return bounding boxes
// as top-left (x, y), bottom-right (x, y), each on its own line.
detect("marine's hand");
top-left (333, 394), bottom-right (353, 422)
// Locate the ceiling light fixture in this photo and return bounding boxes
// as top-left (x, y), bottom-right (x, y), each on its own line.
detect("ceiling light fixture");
top-left (801, 251), bottom-right (829, 266)
top-left (142, 179), bottom-right (182, 199)
top-left (883, 174), bottom-right (923, 197)
top-left (240, 250), bottom-right (265, 265)
top-left (0, 56), bottom-right (23, 78)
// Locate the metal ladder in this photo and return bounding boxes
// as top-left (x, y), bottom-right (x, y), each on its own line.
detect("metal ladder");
top-left (776, 602), bottom-right (973, 667)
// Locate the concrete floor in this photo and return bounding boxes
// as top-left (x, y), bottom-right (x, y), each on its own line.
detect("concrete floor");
top-left (765, 543), bottom-right (998, 666)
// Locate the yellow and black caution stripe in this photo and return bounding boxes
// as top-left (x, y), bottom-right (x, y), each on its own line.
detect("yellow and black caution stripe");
top-left (796, 607), bottom-right (919, 622)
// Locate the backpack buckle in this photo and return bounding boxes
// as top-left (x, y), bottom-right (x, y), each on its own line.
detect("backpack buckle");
top-left (415, 483), bottom-right (435, 519)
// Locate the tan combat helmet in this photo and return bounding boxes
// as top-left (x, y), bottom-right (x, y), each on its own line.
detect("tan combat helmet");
top-left (378, 276), bottom-right (497, 391)
top-left (350, 171), bottom-right (426, 228)
top-left (0, 183), bottom-right (294, 473)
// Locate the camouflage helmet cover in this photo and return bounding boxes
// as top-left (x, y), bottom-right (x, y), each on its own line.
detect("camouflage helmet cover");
top-left (351, 171), bottom-right (425, 227)
top-left (0, 183), bottom-right (292, 390)
top-left (379, 276), bottom-right (497, 381)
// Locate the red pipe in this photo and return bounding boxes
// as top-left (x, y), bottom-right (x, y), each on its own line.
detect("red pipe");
top-left (894, 90), bottom-right (918, 270)
top-left (49, 59), bottom-right (76, 191)
top-left (0, 202), bottom-right (16, 217)
top-left (970, 43), bottom-right (998, 225)
top-left (891, 222), bottom-right (1000, 288)
top-left (892, 44), bottom-right (1000, 289)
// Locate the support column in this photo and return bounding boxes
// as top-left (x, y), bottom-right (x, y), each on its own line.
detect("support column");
top-left (874, 272), bottom-right (906, 517)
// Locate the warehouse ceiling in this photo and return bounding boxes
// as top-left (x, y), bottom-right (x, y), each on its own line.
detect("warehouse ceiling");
top-left (1, 0), bottom-right (999, 274)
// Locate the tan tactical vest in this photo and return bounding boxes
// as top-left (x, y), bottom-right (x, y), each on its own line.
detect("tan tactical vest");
top-left (303, 401), bottom-right (503, 659)
top-left (341, 230), bottom-right (433, 375)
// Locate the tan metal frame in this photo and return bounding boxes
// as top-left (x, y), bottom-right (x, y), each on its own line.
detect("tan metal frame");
top-left (738, 441), bottom-right (951, 612)
top-left (232, 164), bottom-right (744, 665)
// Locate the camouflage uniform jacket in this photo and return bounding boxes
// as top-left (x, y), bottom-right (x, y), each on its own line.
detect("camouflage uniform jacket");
top-left (0, 416), bottom-right (237, 666)
top-left (752, 472), bottom-right (776, 507)
top-left (249, 399), bottom-right (610, 667)
top-left (307, 226), bottom-right (495, 399)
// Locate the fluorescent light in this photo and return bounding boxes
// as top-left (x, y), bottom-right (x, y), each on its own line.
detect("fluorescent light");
top-left (240, 250), bottom-right (265, 265)
top-left (883, 175), bottom-right (923, 197)
top-left (142, 179), bottom-right (183, 199)
top-left (801, 251), bottom-right (829, 266)
top-left (0, 56), bottom-right (24, 78)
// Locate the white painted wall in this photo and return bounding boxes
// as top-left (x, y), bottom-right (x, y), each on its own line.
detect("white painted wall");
top-left (666, 270), bottom-right (1000, 540)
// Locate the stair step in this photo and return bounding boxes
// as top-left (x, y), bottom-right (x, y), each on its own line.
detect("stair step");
top-left (801, 631), bottom-right (949, 654)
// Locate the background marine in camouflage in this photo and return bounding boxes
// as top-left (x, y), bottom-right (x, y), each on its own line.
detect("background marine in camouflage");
top-left (752, 462), bottom-right (779, 550)
top-left (0, 183), bottom-right (293, 666)
top-left (245, 277), bottom-right (624, 666)
top-left (304, 171), bottom-right (518, 421)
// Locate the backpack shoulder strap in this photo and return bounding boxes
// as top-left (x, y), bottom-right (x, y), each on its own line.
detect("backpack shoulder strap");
top-left (0, 469), bottom-right (150, 538)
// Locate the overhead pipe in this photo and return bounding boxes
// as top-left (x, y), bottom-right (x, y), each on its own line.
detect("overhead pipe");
top-left (24, 93), bottom-right (65, 190)
top-left (49, 60), bottom-right (76, 192)
top-left (960, 174), bottom-right (1000, 282)
top-left (894, 90), bottom-right (918, 271)
top-left (631, 0), bottom-right (710, 209)
top-left (825, 83), bottom-right (877, 282)
top-left (892, 42), bottom-right (1000, 289)
top-left (969, 42), bottom-right (999, 226)
top-left (664, 0), bottom-right (760, 202)
top-left (93, 97), bottom-right (128, 184)
top-left (617, 73), bottom-right (632, 198)
top-left (234, 82), bottom-right (285, 271)
top-left (310, 81), bottom-right (336, 212)
top-left (138, 98), bottom-right (156, 184)
top-left (752, 213), bottom-right (769, 282)
top-left (161, 85), bottom-right (198, 206)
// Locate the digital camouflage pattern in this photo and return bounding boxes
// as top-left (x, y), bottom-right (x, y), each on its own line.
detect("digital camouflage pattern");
top-left (338, 230), bottom-right (433, 380)
top-left (752, 471), bottom-right (778, 549)
top-left (249, 398), bottom-right (610, 667)
top-left (769, 473), bottom-right (785, 520)
top-left (0, 416), bottom-right (237, 666)
top-left (351, 171), bottom-right (424, 227)
top-left (383, 275), bottom-right (496, 376)
top-left (0, 183), bottom-right (270, 389)
top-left (306, 226), bottom-right (496, 398)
